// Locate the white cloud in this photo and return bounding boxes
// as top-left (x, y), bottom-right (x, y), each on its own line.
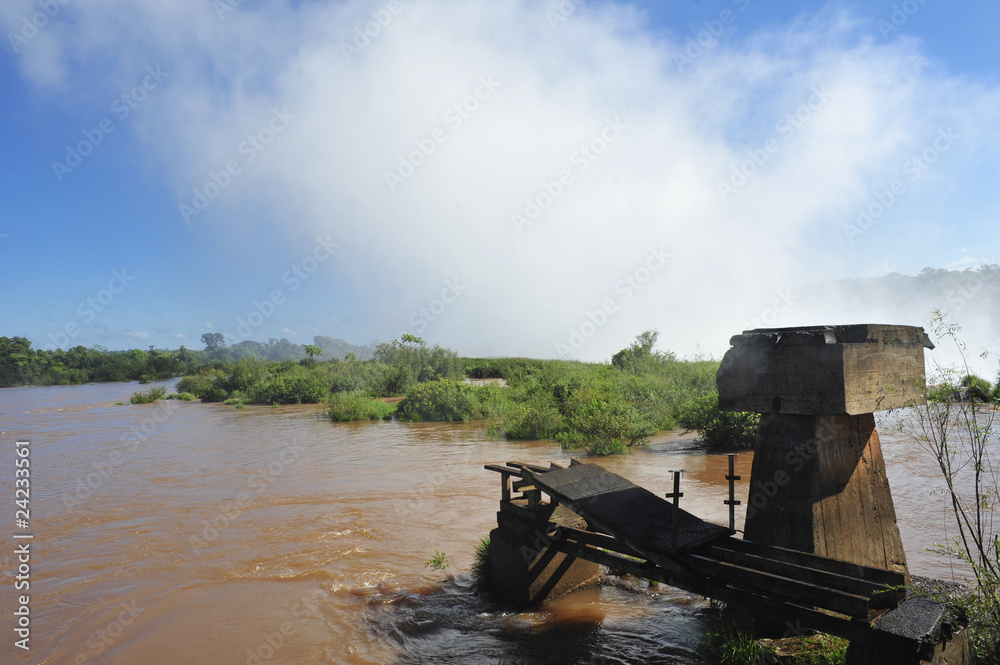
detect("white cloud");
top-left (7, 0), bottom-right (1000, 359)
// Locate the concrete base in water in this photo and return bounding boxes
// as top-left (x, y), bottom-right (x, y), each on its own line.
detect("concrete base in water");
top-left (743, 412), bottom-right (910, 583)
top-left (489, 509), bottom-right (601, 606)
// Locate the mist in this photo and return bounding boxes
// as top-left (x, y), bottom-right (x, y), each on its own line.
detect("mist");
top-left (5, 0), bottom-right (999, 364)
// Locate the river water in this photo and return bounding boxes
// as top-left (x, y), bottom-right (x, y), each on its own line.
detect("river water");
top-left (0, 380), bottom-right (978, 664)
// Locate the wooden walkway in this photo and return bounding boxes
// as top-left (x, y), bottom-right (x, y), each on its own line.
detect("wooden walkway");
top-left (487, 460), bottom-right (909, 640)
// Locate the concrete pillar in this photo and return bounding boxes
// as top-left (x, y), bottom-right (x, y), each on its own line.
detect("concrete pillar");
top-left (717, 324), bottom-right (933, 580)
top-left (743, 412), bottom-right (909, 581)
top-left (489, 510), bottom-right (601, 606)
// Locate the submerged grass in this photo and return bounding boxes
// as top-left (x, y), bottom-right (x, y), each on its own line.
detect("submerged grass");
top-left (327, 391), bottom-right (397, 421)
top-left (472, 536), bottom-right (491, 589)
top-left (171, 331), bottom-right (756, 454)
top-left (130, 386), bottom-right (166, 404)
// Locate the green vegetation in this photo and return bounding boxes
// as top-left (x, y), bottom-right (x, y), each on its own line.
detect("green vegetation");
top-left (167, 392), bottom-right (197, 401)
top-left (397, 379), bottom-right (484, 422)
top-left (424, 551), bottom-right (449, 571)
top-left (2, 329), bottom-right (766, 455)
top-left (472, 536), bottom-right (491, 589)
top-left (327, 391), bottom-right (397, 421)
top-left (897, 311), bottom-right (1000, 662)
top-left (130, 386), bottom-right (166, 404)
top-left (781, 634), bottom-right (848, 665)
top-left (677, 390), bottom-right (759, 451)
top-left (696, 625), bottom-right (775, 665)
top-left (960, 373), bottom-right (993, 403)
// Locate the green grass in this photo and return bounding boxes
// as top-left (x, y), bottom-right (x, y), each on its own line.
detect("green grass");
top-left (327, 391), bottom-right (397, 421)
top-left (129, 386), bottom-right (166, 404)
top-left (696, 625), bottom-right (775, 665)
top-left (472, 536), bottom-right (491, 589)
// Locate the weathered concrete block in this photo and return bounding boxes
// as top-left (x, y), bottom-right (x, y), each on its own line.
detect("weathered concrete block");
top-left (743, 413), bottom-right (909, 581)
top-left (718, 324), bottom-right (932, 415)
top-left (489, 512), bottom-right (601, 606)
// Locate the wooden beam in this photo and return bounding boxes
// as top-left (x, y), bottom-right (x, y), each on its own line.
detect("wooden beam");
top-left (685, 553), bottom-right (871, 619)
top-left (719, 538), bottom-right (906, 587)
top-left (702, 544), bottom-right (900, 608)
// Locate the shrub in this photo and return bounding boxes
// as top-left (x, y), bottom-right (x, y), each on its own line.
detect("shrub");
top-left (960, 374), bottom-right (993, 403)
top-left (562, 396), bottom-right (657, 455)
top-left (492, 401), bottom-right (566, 440)
top-left (130, 386), bottom-right (166, 404)
top-left (166, 392), bottom-right (196, 401)
top-left (176, 371), bottom-right (219, 398)
top-left (678, 390), bottom-right (758, 451)
top-left (396, 380), bottom-right (480, 422)
top-left (327, 391), bottom-right (397, 421)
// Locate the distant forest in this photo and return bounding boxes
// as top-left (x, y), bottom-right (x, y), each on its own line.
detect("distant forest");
top-left (2, 264), bottom-right (999, 389)
top-left (0, 334), bottom-right (372, 388)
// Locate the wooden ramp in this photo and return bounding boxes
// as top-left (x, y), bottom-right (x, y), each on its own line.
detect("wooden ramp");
top-left (488, 460), bottom-right (908, 635)
top-left (521, 460), bottom-right (731, 554)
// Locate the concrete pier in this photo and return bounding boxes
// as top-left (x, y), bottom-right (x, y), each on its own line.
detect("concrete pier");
top-left (717, 324), bottom-right (931, 580)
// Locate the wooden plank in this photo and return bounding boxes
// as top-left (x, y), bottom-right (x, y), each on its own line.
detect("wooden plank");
top-left (508, 461), bottom-right (551, 473)
top-left (556, 526), bottom-right (646, 559)
top-left (702, 544), bottom-right (900, 608)
top-left (551, 540), bottom-right (662, 579)
top-left (484, 463), bottom-right (524, 476)
top-left (685, 553), bottom-right (871, 618)
top-left (524, 463), bottom-right (731, 554)
top-left (722, 538), bottom-right (905, 587)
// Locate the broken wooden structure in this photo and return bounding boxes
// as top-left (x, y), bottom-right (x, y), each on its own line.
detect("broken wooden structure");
top-left (485, 324), bottom-right (971, 664)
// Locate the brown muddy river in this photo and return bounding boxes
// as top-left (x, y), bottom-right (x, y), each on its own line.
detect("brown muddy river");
top-left (0, 380), bottom-right (978, 664)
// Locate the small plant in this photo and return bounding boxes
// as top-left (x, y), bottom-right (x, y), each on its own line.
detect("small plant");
top-left (696, 625), bottom-right (775, 665)
top-left (424, 550), bottom-right (449, 571)
top-left (472, 536), bottom-right (491, 589)
top-left (130, 386), bottom-right (166, 404)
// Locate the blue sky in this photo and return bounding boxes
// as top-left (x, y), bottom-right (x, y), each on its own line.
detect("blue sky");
top-left (1, 0), bottom-right (998, 361)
